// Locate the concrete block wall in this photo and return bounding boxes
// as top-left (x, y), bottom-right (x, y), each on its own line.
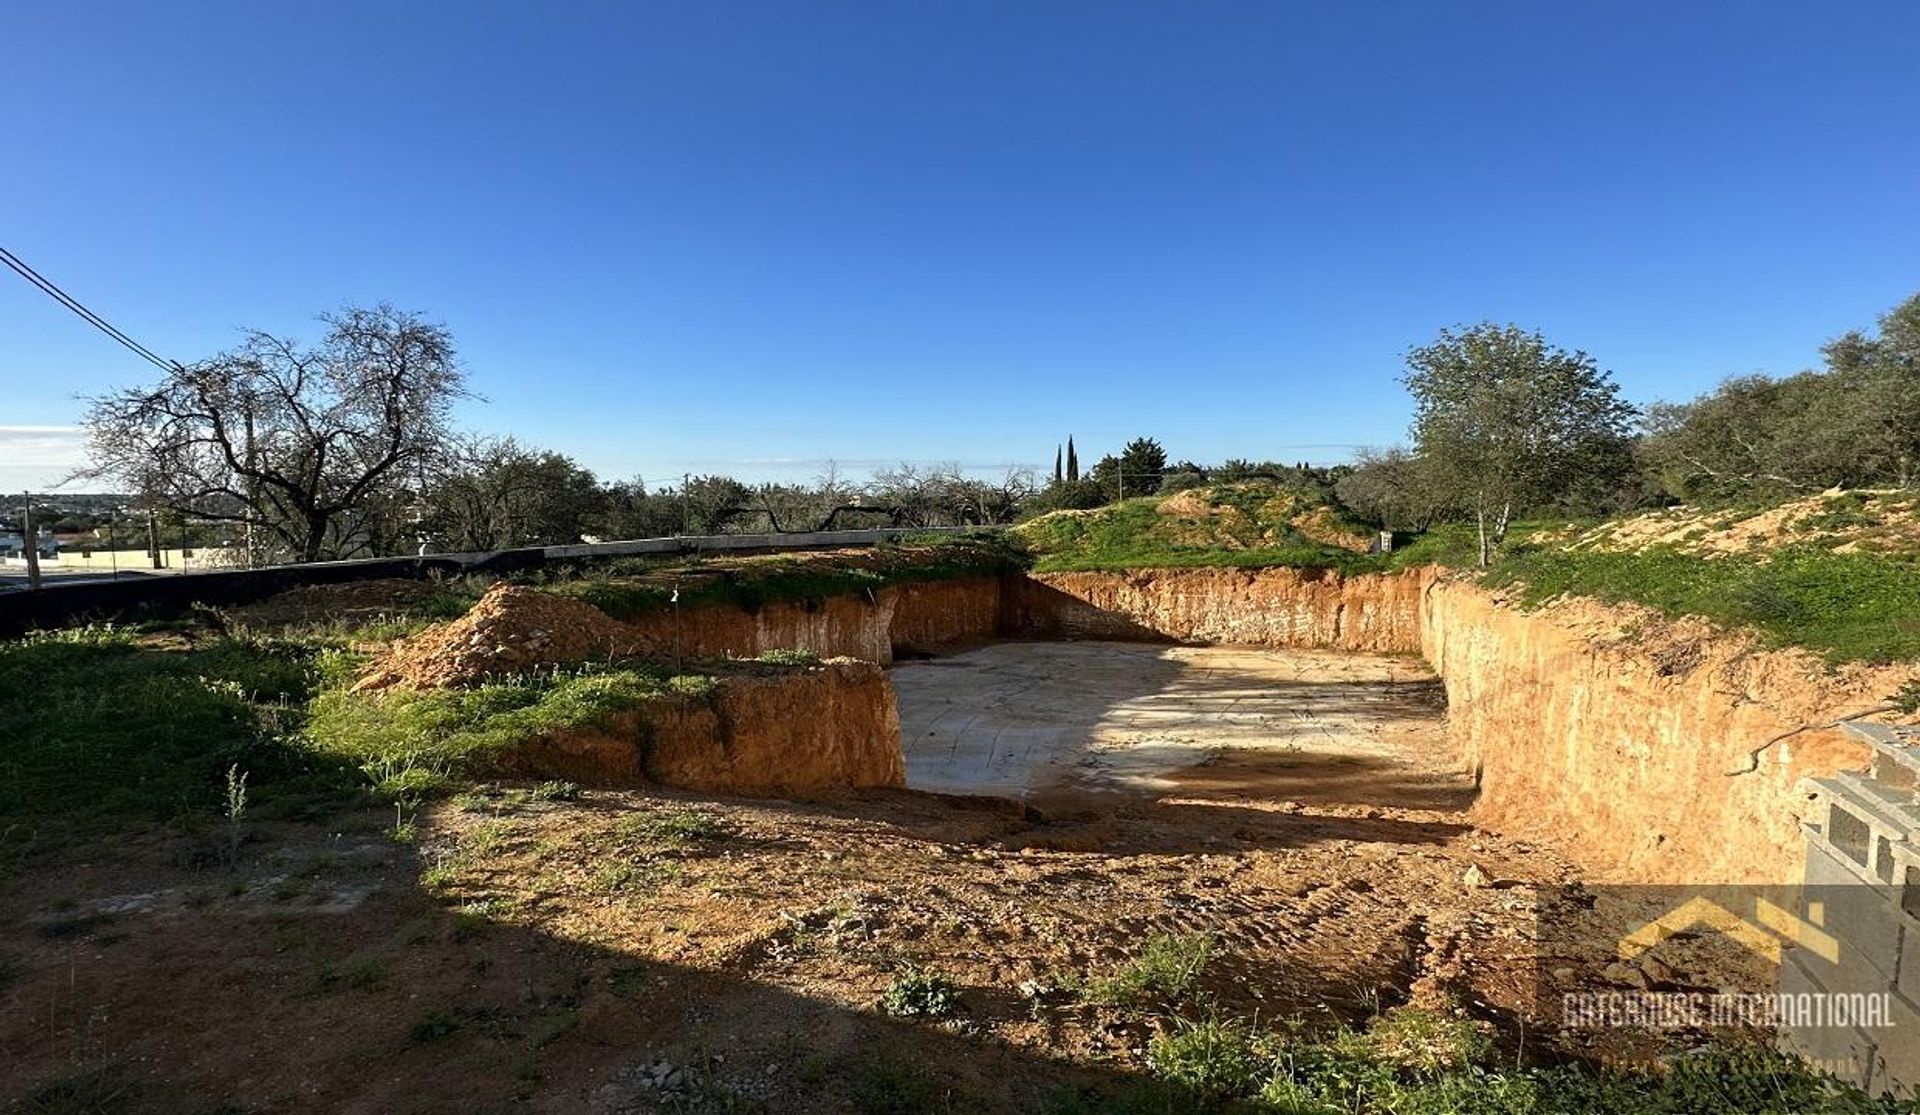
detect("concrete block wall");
top-left (1787, 723), bottom-right (1920, 1096)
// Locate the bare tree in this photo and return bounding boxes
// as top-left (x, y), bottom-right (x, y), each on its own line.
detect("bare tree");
top-left (81, 304), bottom-right (466, 562)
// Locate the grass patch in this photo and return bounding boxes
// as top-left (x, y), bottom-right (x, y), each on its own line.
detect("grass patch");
top-left (1486, 545), bottom-right (1920, 665)
top-left (1019, 493), bottom-right (1388, 575)
top-left (0, 627), bottom-right (358, 838)
top-left (1079, 932), bottom-right (1213, 1007)
top-left (408, 1008), bottom-right (461, 1043)
top-left (615, 807), bottom-right (731, 845)
top-left (306, 663), bottom-right (706, 797)
top-left (1052, 1007), bottom-right (1911, 1114)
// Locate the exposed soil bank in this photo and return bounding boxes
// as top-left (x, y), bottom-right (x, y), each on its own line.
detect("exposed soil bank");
top-left (1421, 584), bottom-right (1904, 885)
top-left (1027, 565), bottom-right (1907, 884)
top-left (1012, 567), bottom-right (1429, 652)
top-left (509, 660), bottom-right (905, 797)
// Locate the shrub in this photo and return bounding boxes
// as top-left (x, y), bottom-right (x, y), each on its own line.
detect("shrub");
top-left (880, 968), bottom-right (960, 1019)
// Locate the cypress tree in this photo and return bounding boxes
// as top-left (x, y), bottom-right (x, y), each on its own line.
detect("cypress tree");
top-left (1054, 444), bottom-right (1063, 484)
top-left (1066, 437), bottom-right (1079, 482)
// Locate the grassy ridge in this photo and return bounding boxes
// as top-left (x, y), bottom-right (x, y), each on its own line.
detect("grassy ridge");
top-left (1487, 545), bottom-right (1920, 666)
top-left (1016, 486), bottom-right (1395, 575)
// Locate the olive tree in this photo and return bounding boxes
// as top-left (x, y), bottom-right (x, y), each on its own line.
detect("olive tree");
top-left (82, 305), bottom-right (465, 562)
top-left (1404, 323), bottom-right (1635, 566)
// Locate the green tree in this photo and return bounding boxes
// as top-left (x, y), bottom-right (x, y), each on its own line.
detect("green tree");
top-left (427, 437), bottom-right (606, 550)
top-left (1404, 323), bottom-right (1635, 566)
top-left (1066, 436), bottom-right (1080, 482)
top-left (1334, 446), bottom-right (1448, 532)
top-left (1118, 437), bottom-right (1168, 497)
top-left (1639, 292), bottom-right (1920, 501)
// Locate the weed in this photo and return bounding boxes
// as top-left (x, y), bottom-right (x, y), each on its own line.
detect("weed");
top-left (1081, 932), bottom-right (1213, 1006)
top-left (306, 952), bottom-right (386, 995)
top-left (880, 967), bottom-right (960, 1018)
top-left (1146, 1015), bottom-right (1271, 1104)
top-left (757, 648), bottom-right (820, 666)
top-left (223, 763), bottom-right (248, 863)
top-left (13, 1063), bottom-right (143, 1113)
top-left (850, 1055), bottom-right (941, 1115)
top-left (528, 779), bottom-right (581, 802)
top-left (1360, 1006), bottom-right (1493, 1077)
top-left (588, 858), bottom-right (676, 897)
top-left (616, 807), bottom-right (730, 845)
top-left (409, 1008), bottom-right (460, 1042)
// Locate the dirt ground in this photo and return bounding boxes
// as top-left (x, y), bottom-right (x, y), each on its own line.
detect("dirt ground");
top-left (896, 642), bottom-right (1463, 810)
top-left (0, 641), bottom-right (1762, 1113)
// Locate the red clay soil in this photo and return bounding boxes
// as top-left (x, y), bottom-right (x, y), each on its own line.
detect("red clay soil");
top-left (356, 582), bottom-right (651, 690)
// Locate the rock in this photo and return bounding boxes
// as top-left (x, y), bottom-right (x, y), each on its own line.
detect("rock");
top-left (1462, 864), bottom-right (1491, 888)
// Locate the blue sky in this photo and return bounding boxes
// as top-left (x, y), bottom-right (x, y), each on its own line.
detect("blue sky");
top-left (5, 1), bottom-right (1918, 492)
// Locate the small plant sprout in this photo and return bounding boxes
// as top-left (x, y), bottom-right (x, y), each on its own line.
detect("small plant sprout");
top-left (391, 802), bottom-right (417, 844)
top-left (224, 764), bottom-right (249, 863)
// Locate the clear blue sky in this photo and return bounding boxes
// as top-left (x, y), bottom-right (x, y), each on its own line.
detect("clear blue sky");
top-left (5, 1), bottom-right (1918, 492)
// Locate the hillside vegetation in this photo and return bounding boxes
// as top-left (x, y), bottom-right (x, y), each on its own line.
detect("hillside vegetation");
top-left (1015, 481), bottom-right (1399, 573)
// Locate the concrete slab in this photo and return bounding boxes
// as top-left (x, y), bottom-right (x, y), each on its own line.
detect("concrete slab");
top-left (892, 640), bottom-right (1463, 807)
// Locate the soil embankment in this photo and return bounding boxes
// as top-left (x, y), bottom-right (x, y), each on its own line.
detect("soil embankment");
top-left (1011, 566), bottom-right (1428, 652)
top-left (1421, 583), bottom-right (1903, 884)
top-left (509, 659), bottom-right (905, 797)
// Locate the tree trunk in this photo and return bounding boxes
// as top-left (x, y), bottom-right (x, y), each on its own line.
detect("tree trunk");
top-left (1475, 507), bottom-right (1490, 569)
top-left (300, 513), bottom-right (329, 563)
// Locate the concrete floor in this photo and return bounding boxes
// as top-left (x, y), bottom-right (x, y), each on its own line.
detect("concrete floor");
top-left (892, 640), bottom-right (1466, 808)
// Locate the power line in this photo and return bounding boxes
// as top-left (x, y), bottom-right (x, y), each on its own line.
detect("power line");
top-left (0, 246), bottom-right (181, 373)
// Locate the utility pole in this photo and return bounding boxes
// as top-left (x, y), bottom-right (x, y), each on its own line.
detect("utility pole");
top-left (21, 493), bottom-right (42, 591)
top-left (682, 473), bottom-right (691, 536)
top-left (147, 507), bottom-right (162, 569)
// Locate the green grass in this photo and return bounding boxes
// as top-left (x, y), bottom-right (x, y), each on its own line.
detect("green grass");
top-left (1048, 1008), bottom-right (1913, 1114)
top-left (1020, 498), bottom-right (1384, 575)
top-left (0, 627), bottom-right (357, 833)
top-left (1079, 932), bottom-right (1214, 1007)
top-left (306, 662), bottom-right (711, 797)
top-left (1486, 544), bottom-right (1920, 665)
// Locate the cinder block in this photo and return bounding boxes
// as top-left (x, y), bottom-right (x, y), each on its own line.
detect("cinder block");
top-left (1900, 907), bottom-right (1920, 1004)
top-left (1779, 958), bottom-right (1878, 1092)
top-left (1804, 839), bottom-right (1907, 974)
top-left (1871, 990), bottom-right (1920, 1100)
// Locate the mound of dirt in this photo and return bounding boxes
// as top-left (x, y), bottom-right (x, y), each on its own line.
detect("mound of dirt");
top-left (355, 582), bottom-right (650, 690)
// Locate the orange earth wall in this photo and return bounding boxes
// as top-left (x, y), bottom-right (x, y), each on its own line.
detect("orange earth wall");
top-left (1018, 565), bottom-right (1901, 884)
top-left (505, 660), bottom-right (904, 798)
